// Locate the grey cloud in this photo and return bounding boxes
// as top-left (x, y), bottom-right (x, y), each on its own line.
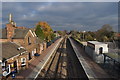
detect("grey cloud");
top-left (2, 2), bottom-right (118, 31)
top-left (2, 0), bottom-right (119, 2)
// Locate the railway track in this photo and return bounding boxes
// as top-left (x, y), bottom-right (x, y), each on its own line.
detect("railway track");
top-left (36, 37), bottom-right (67, 79)
top-left (36, 37), bottom-right (88, 79)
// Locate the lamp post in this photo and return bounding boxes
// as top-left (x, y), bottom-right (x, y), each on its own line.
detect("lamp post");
top-left (82, 31), bottom-right (86, 41)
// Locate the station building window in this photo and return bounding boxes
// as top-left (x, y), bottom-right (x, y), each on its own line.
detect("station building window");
top-left (28, 37), bottom-right (31, 45)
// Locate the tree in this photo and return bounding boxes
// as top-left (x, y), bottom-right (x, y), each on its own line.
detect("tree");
top-left (35, 25), bottom-right (45, 41)
top-left (51, 33), bottom-right (56, 40)
top-left (57, 31), bottom-right (63, 35)
top-left (57, 31), bottom-right (66, 36)
top-left (36, 21), bottom-right (54, 42)
top-left (103, 36), bottom-right (109, 42)
top-left (85, 34), bottom-right (94, 41)
top-left (96, 24), bottom-right (114, 42)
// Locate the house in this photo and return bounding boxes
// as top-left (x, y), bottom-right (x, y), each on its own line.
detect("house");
top-left (0, 13), bottom-right (40, 61)
top-left (0, 42), bottom-right (28, 78)
top-left (85, 41), bottom-right (108, 63)
top-left (53, 31), bottom-right (60, 37)
top-left (0, 27), bottom-right (38, 60)
top-left (12, 29), bottom-right (38, 60)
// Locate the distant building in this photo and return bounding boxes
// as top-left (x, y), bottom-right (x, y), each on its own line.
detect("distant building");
top-left (53, 31), bottom-right (60, 37)
top-left (85, 41), bottom-right (108, 63)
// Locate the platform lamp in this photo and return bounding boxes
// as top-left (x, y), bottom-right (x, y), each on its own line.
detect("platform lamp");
top-left (82, 31), bottom-right (86, 41)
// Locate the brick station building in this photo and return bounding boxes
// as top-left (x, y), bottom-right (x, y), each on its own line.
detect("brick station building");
top-left (0, 13), bottom-right (48, 78)
top-left (0, 13), bottom-right (45, 60)
top-left (0, 42), bottom-right (28, 78)
top-left (0, 24), bottom-right (38, 61)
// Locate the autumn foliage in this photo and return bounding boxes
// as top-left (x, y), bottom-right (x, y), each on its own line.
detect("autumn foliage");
top-left (35, 21), bottom-right (55, 42)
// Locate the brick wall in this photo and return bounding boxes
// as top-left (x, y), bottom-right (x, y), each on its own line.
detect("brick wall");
top-left (0, 39), bottom-right (8, 42)
top-left (43, 42), bottom-right (47, 50)
top-left (12, 30), bottom-right (37, 59)
top-left (6, 52), bottom-right (28, 73)
top-left (6, 23), bottom-right (15, 41)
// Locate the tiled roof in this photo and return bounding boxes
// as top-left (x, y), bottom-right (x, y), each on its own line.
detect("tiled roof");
top-left (12, 29), bottom-right (29, 39)
top-left (0, 28), bottom-right (30, 39)
top-left (0, 42), bottom-right (26, 60)
top-left (0, 28), bottom-right (7, 39)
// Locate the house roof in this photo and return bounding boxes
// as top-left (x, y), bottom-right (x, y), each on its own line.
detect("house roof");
top-left (0, 42), bottom-right (26, 60)
top-left (88, 41), bottom-right (107, 45)
top-left (0, 28), bottom-right (7, 39)
top-left (0, 27), bottom-right (36, 39)
top-left (0, 28), bottom-right (30, 39)
top-left (12, 29), bottom-right (29, 39)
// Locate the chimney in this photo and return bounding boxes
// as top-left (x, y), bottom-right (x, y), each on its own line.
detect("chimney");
top-left (9, 13), bottom-right (12, 23)
top-left (6, 23), bottom-right (15, 41)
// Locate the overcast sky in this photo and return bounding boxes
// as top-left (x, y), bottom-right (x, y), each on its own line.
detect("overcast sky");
top-left (1, 0), bottom-right (119, 2)
top-left (2, 2), bottom-right (118, 31)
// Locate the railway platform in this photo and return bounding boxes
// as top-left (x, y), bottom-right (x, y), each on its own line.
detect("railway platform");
top-left (69, 37), bottom-right (112, 80)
